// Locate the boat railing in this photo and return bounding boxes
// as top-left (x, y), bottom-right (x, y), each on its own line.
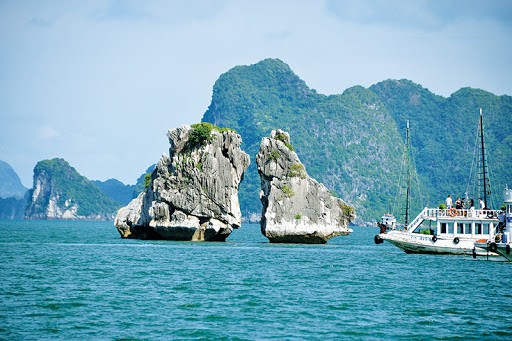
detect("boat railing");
top-left (421, 208), bottom-right (500, 219)
top-left (406, 207), bottom-right (428, 231)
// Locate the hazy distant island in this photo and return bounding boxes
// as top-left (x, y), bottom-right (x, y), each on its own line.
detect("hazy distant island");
top-left (1, 58), bottom-right (511, 223)
top-left (0, 160), bottom-right (28, 219)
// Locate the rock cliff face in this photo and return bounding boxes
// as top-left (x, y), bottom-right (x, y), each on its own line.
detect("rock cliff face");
top-left (25, 158), bottom-right (119, 220)
top-left (114, 124), bottom-right (250, 241)
top-left (257, 130), bottom-right (355, 243)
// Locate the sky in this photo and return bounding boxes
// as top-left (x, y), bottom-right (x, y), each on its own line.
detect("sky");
top-left (1, 0), bottom-right (511, 187)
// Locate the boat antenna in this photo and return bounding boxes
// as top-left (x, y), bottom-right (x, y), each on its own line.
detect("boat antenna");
top-left (404, 120), bottom-right (411, 228)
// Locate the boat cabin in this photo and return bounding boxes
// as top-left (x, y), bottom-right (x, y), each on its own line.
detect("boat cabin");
top-left (378, 214), bottom-right (396, 233)
top-left (408, 208), bottom-right (500, 240)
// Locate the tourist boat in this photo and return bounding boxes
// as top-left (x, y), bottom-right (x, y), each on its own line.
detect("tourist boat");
top-left (474, 187), bottom-right (512, 261)
top-left (375, 110), bottom-right (500, 256)
top-left (376, 207), bottom-right (500, 256)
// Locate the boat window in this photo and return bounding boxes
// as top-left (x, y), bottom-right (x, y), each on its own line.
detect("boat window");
top-left (464, 223), bottom-right (471, 234)
top-left (447, 224), bottom-right (454, 234)
top-left (483, 223), bottom-right (489, 234)
top-left (457, 223), bottom-right (464, 234)
top-left (475, 223), bottom-right (482, 234)
top-left (508, 205), bottom-right (512, 214)
top-left (440, 223), bottom-right (447, 234)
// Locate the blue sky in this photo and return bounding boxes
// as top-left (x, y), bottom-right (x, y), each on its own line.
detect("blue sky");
top-left (1, 0), bottom-right (511, 187)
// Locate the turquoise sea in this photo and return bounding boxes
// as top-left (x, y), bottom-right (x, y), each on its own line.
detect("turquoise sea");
top-left (1, 220), bottom-right (511, 340)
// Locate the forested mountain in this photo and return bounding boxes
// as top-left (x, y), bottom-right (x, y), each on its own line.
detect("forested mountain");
top-left (370, 80), bottom-right (512, 211)
top-left (25, 158), bottom-right (120, 220)
top-left (202, 58), bottom-right (512, 223)
top-left (92, 179), bottom-right (134, 205)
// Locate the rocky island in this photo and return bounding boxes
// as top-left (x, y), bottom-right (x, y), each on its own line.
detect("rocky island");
top-left (257, 130), bottom-right (355, 243)
top-left (25, 158), bottom-right (119, 220)
top-left (114, 123), bottom-right (250, 241)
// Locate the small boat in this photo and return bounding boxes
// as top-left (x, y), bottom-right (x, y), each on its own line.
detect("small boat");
top-left (474, 187), bottom-right (512, 261)
top-left (375, 109), bottom-right (500, 256)
top-left (377, 213), bottom-right (396, 234)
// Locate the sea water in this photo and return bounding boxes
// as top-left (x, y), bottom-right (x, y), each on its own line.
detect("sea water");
top-left (1, 220), bottom-right (511, 340)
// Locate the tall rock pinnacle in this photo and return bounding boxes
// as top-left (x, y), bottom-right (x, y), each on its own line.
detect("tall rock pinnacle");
top-left (257, 129), bottom-right (355, 243)
top-left (115, 123), bottom-right (250, 241)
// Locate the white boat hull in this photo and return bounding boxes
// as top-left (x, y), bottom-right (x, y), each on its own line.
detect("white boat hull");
top-left (496, 244), bottom-right (512, 261)
top-left (380, 231), bottom-right (498, 256)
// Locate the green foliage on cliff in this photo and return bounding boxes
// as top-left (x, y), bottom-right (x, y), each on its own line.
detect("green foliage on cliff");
top-left (133, 165), bottom-right (156, 198)
top-left (282, 184), bottom-right (294, 198)
top-left (189, 122), bottom-right (236, 147)
top-left (190, 122), bottom-right (215, 145)
top-left (27, 158), bottom-right (120, 218)
top-left (275, 132), bottom-right (294, 151)
top-left (144, 173), bottom-right (152, 188)
top-left (202, 58), bottom-right (512, 223)
top-left (288, 163), bottom-right (306, 179)
top-left (340, 202), bottom-right (355, 217)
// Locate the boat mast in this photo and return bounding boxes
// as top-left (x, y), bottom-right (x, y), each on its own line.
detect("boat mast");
top-left (479, 108), bottom-right (490, 208)
top-left (404, 120), bottom-right (411, 228)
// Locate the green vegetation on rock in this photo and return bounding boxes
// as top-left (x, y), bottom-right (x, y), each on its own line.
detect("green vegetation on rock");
top-left (282, 184), bottom-right (294, 198)
top-left (133, 165), bottom-right (156, 198)
top-left (189, 122), bottom-right (236, 147)
top-left (288, 163), bottom-right (306, 179)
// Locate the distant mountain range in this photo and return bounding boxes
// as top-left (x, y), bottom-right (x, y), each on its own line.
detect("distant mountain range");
top-left (1, 58), bottom-right (510, 223)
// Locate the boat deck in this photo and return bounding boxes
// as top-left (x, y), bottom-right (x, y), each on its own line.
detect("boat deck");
top-left (420, 208), bottom-right (499, 221)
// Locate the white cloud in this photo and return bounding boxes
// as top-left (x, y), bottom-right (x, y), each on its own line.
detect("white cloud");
top-left (37, 125), bottom-right (60, 140)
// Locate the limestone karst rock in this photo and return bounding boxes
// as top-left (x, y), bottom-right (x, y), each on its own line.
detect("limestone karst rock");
top-left (114, 123), bottom-right (250, 241)
top-left (25, 158), bottom-right (119, 220)
top-left (257, 129), bottom-right (355, 243)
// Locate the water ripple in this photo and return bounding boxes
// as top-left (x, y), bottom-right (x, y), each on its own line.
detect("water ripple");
top-left (0, 221), bottom-right (511, 339)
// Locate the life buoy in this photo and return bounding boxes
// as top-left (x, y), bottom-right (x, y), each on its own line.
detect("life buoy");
top-left (432, 235), bottom-right (437, 243)
top-left (489, 242), bottom-right (498, 253)
top-left (448, 208), bottom-right (458, 217)
top-left (374, 235), bottom-right (383, 245)
top-left (453, 237), bottom-right (459, 244)
top-left (506, 244), bottom-right (511, 255)
top-left (487, 211), bottom-right (494, 219)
